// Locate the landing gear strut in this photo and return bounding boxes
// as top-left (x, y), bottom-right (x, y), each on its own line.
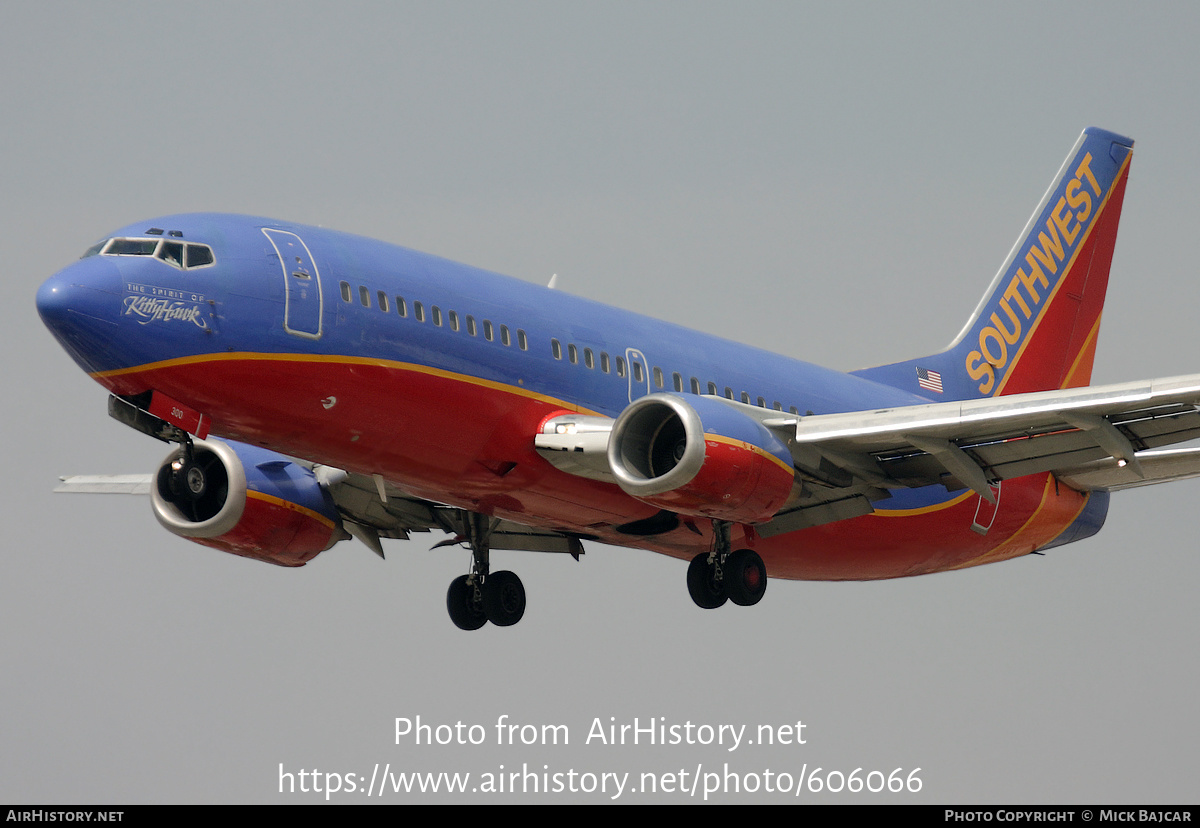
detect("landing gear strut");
top-left (445, 512), bottom-right (526, 630)
top-left (686, 521), bottom-right (767, 610)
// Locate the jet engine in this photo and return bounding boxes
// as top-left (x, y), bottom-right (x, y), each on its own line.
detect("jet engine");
top-left (150, 438), bottom-right (345, 566)
top-left (607, 394), bottom-right (795, 524)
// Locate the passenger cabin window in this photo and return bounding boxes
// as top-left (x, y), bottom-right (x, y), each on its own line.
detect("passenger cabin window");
top-left (414, 301), bottom-right (425, 322)
top-left (673, 372), bottom-right (684, 392)
top-left (653, 367), bottom-right (664, 388)
top-left (396, 296), bottom-right (407, 317)
top-left (517, 329), bottom-right (528, 351)
top-left (551, 339), bottom-right (562, 360)
top-left (431, 306), bottom-right (442, 326)
top-left (466, 316), bottom-right (477, 336)
top-left (616, 357), bottom-right (626, 378)
top-left (632, 361), bottom-right (644, 383)
top-left (358, 286), bottom-right (371, 307)
top-left (500, 325), bottom-right (511, 346)
top-left (377, 291), bottom-right (390, 312)
top-left (600, 352), bottom-right (610, 373)
top-left (691, 377), bottom-right (701, 394)
top-left (449, 311), bottom-right (460, 331)
top-left (584, 348), bottom-right (594, 368)
top-left (707, 382), bottom-right (718, 395)
top-left (340, 281), bottom-right (351, 302)
top-left (483, 320), bottom-right (494, 341)
top-left (568, 344), bottom-right (578, 364)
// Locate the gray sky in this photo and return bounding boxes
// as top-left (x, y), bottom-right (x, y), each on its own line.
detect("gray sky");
top-left (3, 1), bottom-right (1199, 803)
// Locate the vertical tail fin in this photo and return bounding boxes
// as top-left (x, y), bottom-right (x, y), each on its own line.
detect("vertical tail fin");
top-left (854, 127), bottom-right (1134, 400)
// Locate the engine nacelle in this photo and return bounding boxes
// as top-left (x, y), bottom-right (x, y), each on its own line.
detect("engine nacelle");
top-left (150, 438), bottom-right (344, 567)
top-left (607, 394), bottom-right (795, 524)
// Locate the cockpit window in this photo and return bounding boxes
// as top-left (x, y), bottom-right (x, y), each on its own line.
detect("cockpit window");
top-left (85, 237), bottom-right (216, 270)
top-left (106, 238), bottom-right (159, 256)
top-left (158, 241), bottom-right (184, 268)
top-left (186, 244), bottom-right (214, 268)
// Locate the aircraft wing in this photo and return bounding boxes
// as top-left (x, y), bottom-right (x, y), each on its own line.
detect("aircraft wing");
top-left (735, 373), bottom-right (1200, 534)
top-left (775, 373), bottom-right (1200, 484)
top-left (538, 373), bottom-right (1200, 535)
top-left (57, 466), bottom-right (585, 559)
top-left (56, 474), bottom-right (153, 494)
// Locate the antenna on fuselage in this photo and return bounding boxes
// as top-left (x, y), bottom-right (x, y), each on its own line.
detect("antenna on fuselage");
top-left (547, 273), bottom-right (558, 289)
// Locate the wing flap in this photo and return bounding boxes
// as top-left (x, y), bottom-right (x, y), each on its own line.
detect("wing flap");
top-left (324, 470), bottom-right (586, 555)
top-left (758, 494), bottom-right (875, 536)
top-left (319, 469), bottom-right (450, 538)
top-left (1057, 447), bottom-right (1200, 491)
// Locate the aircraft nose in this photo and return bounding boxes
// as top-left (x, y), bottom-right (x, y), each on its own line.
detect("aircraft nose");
top-left (36, 272), bottom-right (77, 327)
top-left (36, 257), bottom-right (125, 374)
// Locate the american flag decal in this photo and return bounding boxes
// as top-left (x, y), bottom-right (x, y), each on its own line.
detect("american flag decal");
top-left (916, 367), bottom-right (943, 394)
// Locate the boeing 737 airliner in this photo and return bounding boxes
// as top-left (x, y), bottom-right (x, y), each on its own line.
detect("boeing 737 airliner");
top-left (36, 128), bottom-right (1200, 629)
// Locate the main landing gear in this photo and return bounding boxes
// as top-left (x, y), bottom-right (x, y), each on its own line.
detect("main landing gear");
top-left (445, 513), bottom-right (526, 630)
top-left (686, 521), bottom-right (767, 609)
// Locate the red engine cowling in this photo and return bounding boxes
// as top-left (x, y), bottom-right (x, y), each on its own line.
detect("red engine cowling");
top-left (150, 438), bottom-right (345, 567)
top-left (607, 394), bottom-right (795, 524)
